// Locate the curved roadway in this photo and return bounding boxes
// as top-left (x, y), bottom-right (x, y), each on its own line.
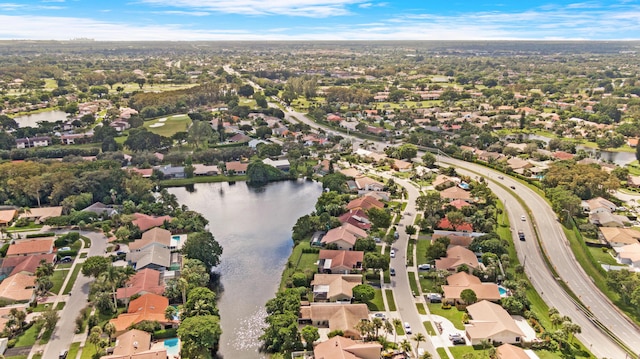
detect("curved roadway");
top-left (226, 66), bottom-right (640, 358)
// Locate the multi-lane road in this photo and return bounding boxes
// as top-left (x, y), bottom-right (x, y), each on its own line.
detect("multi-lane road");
top-left (226, 65), bottom-right (640, 357)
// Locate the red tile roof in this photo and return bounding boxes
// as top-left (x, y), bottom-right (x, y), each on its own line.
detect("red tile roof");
top-left (1, 254), bottom-right (56, 276)
top-left (116, 269), bottom-right (165, 300)
top-left (6, 238), bottom-right (54, 257)
top-left (131, 213), bottom-right (172, 232)
top-left (437, 218), bottom-right (473, 232)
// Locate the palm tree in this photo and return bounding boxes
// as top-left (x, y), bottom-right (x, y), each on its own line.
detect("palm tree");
top-left (165, 306), bottom-right (178, 322)
top-left (479, 339), bottom-right (491, 351)
top-left (177, 277), bottom-right (189, 304)
top-left (412, 333), bottom-right (426, 357)
top-left (391, 318), bottom-right (402, 343)
top-left (400, 339), bottom-right (412, 355)
top-left (550, 313), bottom-right (563, 329)
top-left (383, 320), bottom-right (394, 340)
top-left (103, 322), bottom-right (116, 343)
top-left (372, 317), bottom-right (384, 338)
top-left (101, 266), bottom-right (124, 309)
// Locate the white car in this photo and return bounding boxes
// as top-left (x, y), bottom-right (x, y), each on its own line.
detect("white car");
top-left (521, 215), bottom-right (526, 221)
top-left (404, 322), bottom-right (412, 334)
top-left (390, 249), bottom-right (396, 258)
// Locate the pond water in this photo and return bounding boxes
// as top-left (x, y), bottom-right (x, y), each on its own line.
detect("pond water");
top-left (168, 180), bottom-right (322, 359)
top-left (14, 110), bottom-right (68, 128)
top-left (521, 133), bottom-right (636, 166)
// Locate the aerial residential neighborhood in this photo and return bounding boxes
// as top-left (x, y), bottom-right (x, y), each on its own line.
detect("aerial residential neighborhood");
top-left (1, 11), bottom-right (640, 359)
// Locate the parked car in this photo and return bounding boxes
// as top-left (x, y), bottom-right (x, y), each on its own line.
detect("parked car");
top-left (59, 350), bottom-right (68, 359)
top-left (449, 333), bottom-right (462, 340)
top-left (60, 256), bottom-right (73, 263)
top-left (373, 312), bottom-right (386, 319)
top-left (452, 337), bottom-right (466, 345)
top-left (426, 293), bottom-right (442, 303)
top-left (418, 264), bottom-right (431, 270)
top-left (390, 268), bottom-right (396, 276)
top-left (404, 322), bottom-right (412, 334)
top-left (390, 249), bottom-right (396, 258)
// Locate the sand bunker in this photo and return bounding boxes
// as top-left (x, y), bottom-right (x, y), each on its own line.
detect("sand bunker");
top-left (158, 118), bottom-right (167, 122)
top-left (149, 123), bottom-right (165, 128)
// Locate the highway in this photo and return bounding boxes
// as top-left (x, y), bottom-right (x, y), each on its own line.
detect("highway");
top-left (225, 66), bottom-right (640, 357)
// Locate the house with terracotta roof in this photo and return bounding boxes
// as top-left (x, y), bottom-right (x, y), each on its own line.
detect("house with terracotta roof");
top-left (116, 268), bottom-right (165, 300)
top-left (321, 225), bottom-right (365, 251)
top-left (465, 300), bottom-right (525, 345)
top-left (433, 174), bottom-right (458, 188)
top-left (0, 209), bottom-right (17, 226)
top-left (437, 217), bottom-right (473, 232)
top-left (312, 274), bottom-right (362, 302)
top-left (102, 329), bottom-right (167, 359)
top-left (346, 196), bottom-right (385, 212)
top-left (299, 303), bottom-right (369, 340)
top-left (18, 207), bottom-right (63, 223)
top-left (446, 199), bottom-right (471, 210)
top-left (109, 293), bottom-right (172, 335)
top-left (354, 176), bottom-right (385, 192)
top-left (431, 234), bottom-right (473, 248)
top-left (435, 246), bottom-right (479, 272)
top-left (1, 253), bottom-right (56, 276)
top-left (131, 213), bottom-right (172, 232)
top-left (6, 238), bottom-right (54, 257)
top-left (392, 159), bottom-right (412, 172)
top-left (439, 186), bottom-right (472, 202)
top-left (313, 335), bottom-right (382, 359)
top-left (338, 210), bottom-right (371, 231)
top-left (318, 250), bottom-right (364, 274)
top-left (496, 343), bottom-right (531, 359)
top-left (442, 272), bottom-right (501, 304)
top-left (130, 227), bottom-right (172, 252)
top-left (553, 151), bottom-right (574, 161)
top-left (225, 161), bottom-right (249, 175)
top-left (0, 273), bottom-right (36, 303)
top-left (339, 168), bottom-right (361, 179)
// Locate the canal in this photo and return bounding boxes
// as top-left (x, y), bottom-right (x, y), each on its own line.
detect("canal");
top-left (168, 180), bottom-right (322, 358)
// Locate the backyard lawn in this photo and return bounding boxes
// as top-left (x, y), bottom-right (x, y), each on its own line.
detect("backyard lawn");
top-left (14, 323), bottom-right (41, 347)
top-left (366, 289), bottom-right (385, 311)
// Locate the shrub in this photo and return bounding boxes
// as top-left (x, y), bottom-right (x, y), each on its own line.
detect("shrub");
top-left (0, 243), bottom-right (9, 257)
top-left (26, 232), bottom-right (56, 238)
top-left (57, 250), bottom-right (78, 258)
top-left (7, 338), bottom-right (17, 348)
top-left (153, 328), bottom-right (177, 339)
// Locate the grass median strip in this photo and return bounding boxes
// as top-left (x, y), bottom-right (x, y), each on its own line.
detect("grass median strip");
top-left (385, 289), bottom-right (397, 311)
top-left (64, 263), bottom-right (83, 295)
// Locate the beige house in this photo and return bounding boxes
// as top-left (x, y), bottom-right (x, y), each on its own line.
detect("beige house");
top-left (439, 186), bottom-right (472, 202)
top-left (6, 238), bottom-right (54, 257)
top-left (496, 343), bottom-right (530, 359)
top-left (17, 206), bottom-right (63, 223)
top-left (312, 274), bottom-right (362, 302)
top-left (102, 329), bottom-right (167, 359)
top-left (614, 243), bottom-right (640, 268)
top-left (442, 272), bottom-right (501, 303)
top-left (0, 273), bottom-right (35, 303)
top-left (0, 209), bottom-right (17, 226)
top-left (600, 227), bottom-right (640, 247)
top-left (129, 227), bottom-right (172, 252)
top-left (321, 224), bottom-right (368, 250)
top-left (313, 335), bottom-right (382, 359)
top-left (435, 246), bottom-right (480, 272)
top-left (465, 301), bottom-right (524, 345)
top-left (299, 303), bottom-right (369, 340)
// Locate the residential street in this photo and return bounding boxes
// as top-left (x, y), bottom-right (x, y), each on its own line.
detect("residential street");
top-left (40, 230), bottom-right (108, 359)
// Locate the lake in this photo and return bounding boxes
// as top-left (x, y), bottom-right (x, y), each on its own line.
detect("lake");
top-left (523, 133), bottom-right (636, 166)
top-left (168, 180), bottom-right (322, 359)
top-left (14, 110), bottom-right (68, 128)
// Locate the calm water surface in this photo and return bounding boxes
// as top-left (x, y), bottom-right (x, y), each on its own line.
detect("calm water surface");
top-left (14, 110), bottom-right (68, 128)
top-left (168, 180), bottom-right (322, 359)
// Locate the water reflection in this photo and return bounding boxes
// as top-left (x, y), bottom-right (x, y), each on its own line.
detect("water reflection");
top-left (168, 180), bottom-right (322, 359)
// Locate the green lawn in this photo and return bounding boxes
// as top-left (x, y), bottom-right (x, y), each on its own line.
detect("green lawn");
top-left (385, 290), bottom-right (397, 311)
top-left (423, 321), bottom-right (436, 335)
top-left (587, 246), bottom-right (620, 266)
top-left (407, 271), bottom-right (419, 296)
top-left (437, 348), bottom-right (448, 359)
top-left (63, 264), bottom-right (83, 295)
top-left (427, 303), bottom-right (465, 330)
top-left (366, 289), bottom-right (385, 311)
top-left (108, 82), bottom-right (197, 94)
top-left (80, 343), bottom-right (98, 359)
top-left (67, 342), bottom-right (81, 359)
top-left (394, 321), bottom-right (405, 336)
top-left (416, 303), bottom-right (426, 314)
top-left (279, 241), bottom-right (319, 291)
top-left (416, 237), bottom-right (431, 265)
top-left (160, 175), bottom-right (248, 187)
top-left (143, 115), bottom-right (192, 137)
top-left (14, 323), bottom-right (41, 347)
top-left (51, 269), bottom-right (70, 294)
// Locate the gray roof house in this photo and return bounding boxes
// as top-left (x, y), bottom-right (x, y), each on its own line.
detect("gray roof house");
top-left (127, 245), bottom-right (172, 272)
top-left (82, 202), bottom-right (119, 218)
top-left (155, 165), bottom-right (185, 179)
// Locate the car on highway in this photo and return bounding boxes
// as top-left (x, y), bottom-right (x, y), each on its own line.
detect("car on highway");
top-left (390, 268), bottom-right (396, 276)
top-left (404, 322), bottom-right (412, 334)
top-left (510, 185), bottom-right (516, 190)
top-left (498, 175), bottom-right (504, 179)
top-left (521, 215), bottom-right (526, 221)
top-left (518, 230), bottom-right (525, 241)
top-left (390, 249), bottom-right (395, 258)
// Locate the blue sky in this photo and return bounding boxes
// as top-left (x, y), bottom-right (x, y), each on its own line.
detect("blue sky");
top-left (1, 0), bottom-right (639, 40)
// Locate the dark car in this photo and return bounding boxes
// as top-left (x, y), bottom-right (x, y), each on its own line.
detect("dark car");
top-left (59, 350), bottom-right (68, 359)
top-left (452, 337), bottom-right (466, 345)
top-left (518, 230), bottom-right (525, 241)
top-left (510, 185), bottom-right (516, 190)
top-left (390, 268), bottom-right (396, 276)
top-left (60, 256), bottom-right (73, 263)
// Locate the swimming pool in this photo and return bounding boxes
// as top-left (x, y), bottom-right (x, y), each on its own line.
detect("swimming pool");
top-left (498, 286), bottom-right (508, 297)
top-left (164, 338), bottom-right (180, 357)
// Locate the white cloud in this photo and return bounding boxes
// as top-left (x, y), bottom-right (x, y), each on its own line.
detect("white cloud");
top-left (153, 10), bottom-right (210, 16)
top-left (139, 0), bottom-right (368, 17)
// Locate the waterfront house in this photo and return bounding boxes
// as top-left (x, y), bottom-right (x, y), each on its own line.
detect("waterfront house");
top-left (16, 136), bottom-right (51, 149)
top-left (131, 213), bottom-right (173, 232)
top-left (102, 329), bottom-right (167, 359)
top-left (109, 293), bottom-right (172, 336)
top-left (116, 268), bottom-right (165, 300)
top-left (225, 161), bottom-right (249, 175)
top-left (130, 227), bottom-right (172, 252)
